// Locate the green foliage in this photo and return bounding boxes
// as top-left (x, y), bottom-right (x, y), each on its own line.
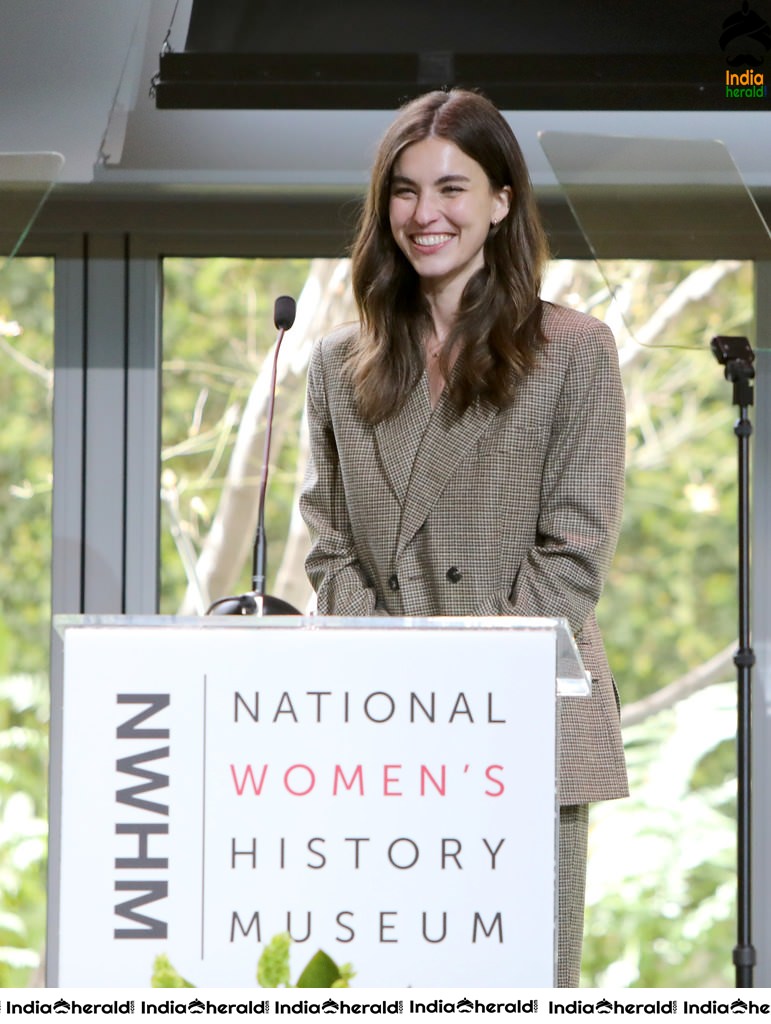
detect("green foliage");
top-left (561, 260), bottom-right (749, 986)
top-left (296, 950), bottom-right (355, 989)
top-left (594, 263), bottom-right (752, 705)
top-left (151, 954), bottom-right (196, 988)
top-left (582, 684), bottom-right (736, 987)
top-left (0, 674), bottom-right (49, 987)
top-left (600, 346), bottom-right (738, 705)
top-left (152, 933), bottom-right (353, 989)
top-left (256, 931), bottom-right (292, 988)
top-left (0, 257), bottom-right (53, 677)
top-left (252, 931), bottom-right (353, 989)
top-left (0, 257), bottom-right (53, 986)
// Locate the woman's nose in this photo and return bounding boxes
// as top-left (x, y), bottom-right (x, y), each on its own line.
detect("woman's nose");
top-left (413, 192), bottom-right (438, 225)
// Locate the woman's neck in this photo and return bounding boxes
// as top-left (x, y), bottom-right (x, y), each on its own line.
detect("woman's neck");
top-left (421, 282), bottom-right (461, 342)
top-left (421, 283), bottom-right (463, 410)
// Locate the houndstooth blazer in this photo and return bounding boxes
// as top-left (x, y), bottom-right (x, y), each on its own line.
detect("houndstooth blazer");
top-left (299, 301), bottom-right (628, 805)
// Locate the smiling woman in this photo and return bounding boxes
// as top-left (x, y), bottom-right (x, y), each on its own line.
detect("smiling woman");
top-left (388, 137), bottom-right (511, 306)
top-left (299, 88), bottom-right (628, 988)
top-left (389, 136), bottom-right (512, 406)
top-left (345, 89), bottom-right (548, 424)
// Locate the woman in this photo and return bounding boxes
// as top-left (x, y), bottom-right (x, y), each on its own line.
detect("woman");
top-left (299, 88), bottom-right (627, 987)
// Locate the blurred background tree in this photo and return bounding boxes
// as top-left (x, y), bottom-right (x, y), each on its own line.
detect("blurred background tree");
top-left (0, 252), bottom-right (754, 986)
top-left (572, 259), bottom-right (748, 986)
top-left (0, 256), bottom-right (53, 985)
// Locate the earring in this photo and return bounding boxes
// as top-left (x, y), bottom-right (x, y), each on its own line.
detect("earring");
top-left (491, 218), bottom-right (498, 227)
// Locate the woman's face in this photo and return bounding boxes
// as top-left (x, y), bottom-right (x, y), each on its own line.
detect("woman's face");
top-left (388, 136), bottom-right (511, 295)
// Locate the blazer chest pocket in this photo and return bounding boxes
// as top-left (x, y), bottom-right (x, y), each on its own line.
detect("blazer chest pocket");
top-left (474, 421), bottom-right (550, 465)
top-left (450, 423), bottom-right (550, 506)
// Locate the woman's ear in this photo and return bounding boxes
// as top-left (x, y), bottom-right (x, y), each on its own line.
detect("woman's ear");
top-left (492, 185), bottom-right (512, 225)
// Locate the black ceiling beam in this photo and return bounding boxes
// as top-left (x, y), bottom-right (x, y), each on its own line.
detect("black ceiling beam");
top-left (154, 52), bottom-right (743, 111)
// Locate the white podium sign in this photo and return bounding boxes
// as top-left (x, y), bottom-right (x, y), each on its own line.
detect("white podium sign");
top-left (51, 616), bottom-right (586, 988)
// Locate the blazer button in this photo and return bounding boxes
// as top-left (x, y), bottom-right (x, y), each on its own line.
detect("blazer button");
top-left (446, 566), bottom-right (462, 584)
top-left (388, 573), bottom-right (400, 591)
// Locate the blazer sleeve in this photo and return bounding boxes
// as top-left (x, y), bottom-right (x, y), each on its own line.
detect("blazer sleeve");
top-left (299, 340), bottom-right (384, 616)
top-left (473, 318), bottom-right (625, 638)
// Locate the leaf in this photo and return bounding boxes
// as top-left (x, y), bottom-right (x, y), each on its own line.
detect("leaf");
top-left (256, 932), bottom-right (292, 988)
top-left (331, 962), bottom-right (355, 988)
top-left (151, 954), bottom-right (195, 988)
top-left (295, 949), bottom-right (344, 989)
top-left (340, 963), bottom-right (356, 986)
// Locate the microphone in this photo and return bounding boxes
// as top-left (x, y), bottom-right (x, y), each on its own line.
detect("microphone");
top-left (206, 296), bottom-right (301, 617)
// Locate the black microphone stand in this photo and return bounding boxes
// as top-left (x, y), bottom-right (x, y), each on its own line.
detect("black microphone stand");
top-left (207, 296), bottom-right (301, 617)
top-left (710, 334), bottom-right (756, 988)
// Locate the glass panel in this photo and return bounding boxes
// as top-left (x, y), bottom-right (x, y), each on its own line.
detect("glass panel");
top-left (539, 133), bottom-right (770, 350)
top-left (160, 257), bottom-right (355, 615)
top-left (0, 153), bottom-right (64, 274)
top-left (0, 255), bottom-right (54, 985)
top-left (543, 256), bottom-right (752, 986)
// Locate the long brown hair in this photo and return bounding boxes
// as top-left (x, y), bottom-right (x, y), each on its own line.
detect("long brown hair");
top-left (348, 88), bottom-right (549, 423)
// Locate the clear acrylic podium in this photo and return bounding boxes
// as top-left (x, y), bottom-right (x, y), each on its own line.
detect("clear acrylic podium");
top-left (49, 614), bottom-right (589, 988)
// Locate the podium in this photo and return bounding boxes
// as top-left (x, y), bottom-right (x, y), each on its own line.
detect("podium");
top-left (49, 615), bottom-right (589, 988)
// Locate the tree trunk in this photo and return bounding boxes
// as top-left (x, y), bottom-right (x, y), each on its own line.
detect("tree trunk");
top-left (178, 258), bottom-right (354, 613)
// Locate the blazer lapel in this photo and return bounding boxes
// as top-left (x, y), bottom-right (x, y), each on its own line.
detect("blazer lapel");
top-left (396, 387), bottom-right (499, 559)
top-left (373, 373), bottom-right (432, 505)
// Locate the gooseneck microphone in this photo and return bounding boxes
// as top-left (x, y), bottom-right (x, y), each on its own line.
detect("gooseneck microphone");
top-left (252, 295), bottom-right (296, 605)
top-left (206, 296), bottom-right (301, 617)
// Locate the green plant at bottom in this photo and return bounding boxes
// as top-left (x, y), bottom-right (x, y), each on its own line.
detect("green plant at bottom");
top-left (0, 673), bottom-right (49, 987)
top-left (152, 932), bottom-right (354, 989)
top-left (582, 682), bottom-right (736, 987)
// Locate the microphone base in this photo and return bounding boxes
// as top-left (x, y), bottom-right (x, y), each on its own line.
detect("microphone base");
top-left (206, 592), bottom-right (301, 616)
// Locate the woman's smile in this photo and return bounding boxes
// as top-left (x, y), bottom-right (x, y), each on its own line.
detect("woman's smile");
top-left (409, 232), bottom-right (456, 252)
